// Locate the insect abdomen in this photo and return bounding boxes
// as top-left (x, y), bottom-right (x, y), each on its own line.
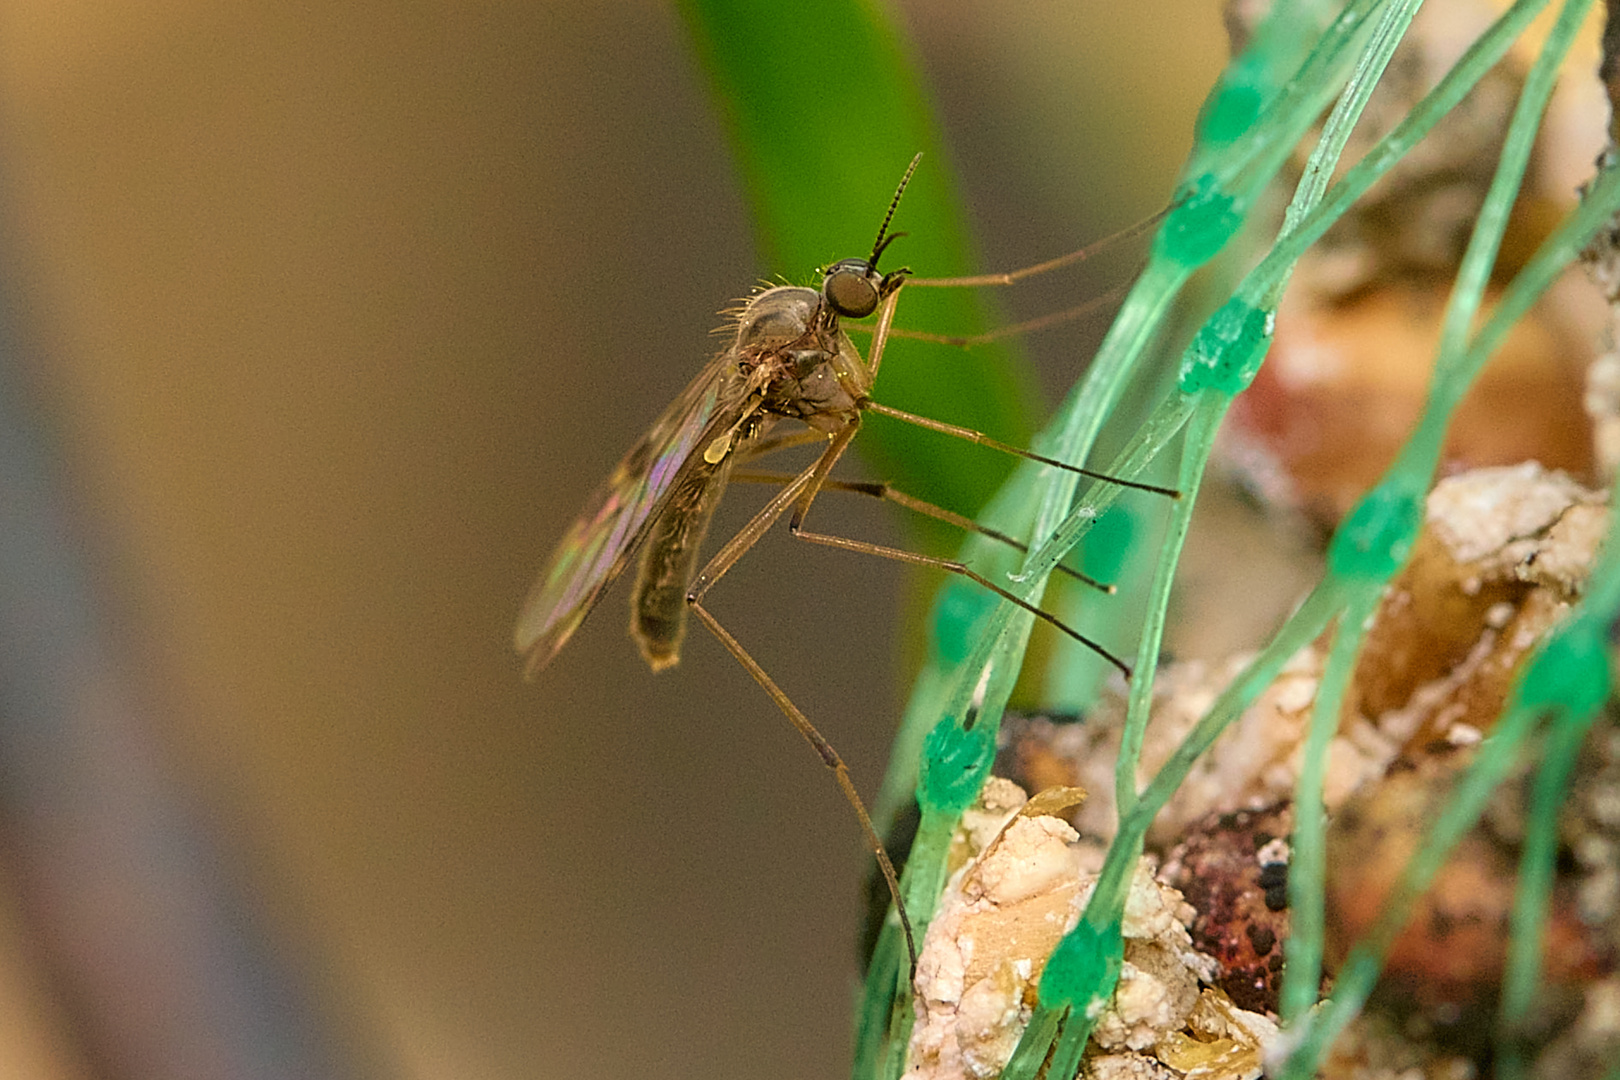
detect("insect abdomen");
top-left (630, 458), bottom-right (729, 670)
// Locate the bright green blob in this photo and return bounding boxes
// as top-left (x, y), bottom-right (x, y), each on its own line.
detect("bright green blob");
top-left (1197, 71), bottom-right (1266, 146)
top-left (916, 713), bottom-right (996, 815)
top-left (1515, 614), bottom-right (1612, 717)
top-left (1154, 175), bottom-right (1242, 269)
top-left (1078, 505), bottom-right (1135, 584)
top-left (928, 575), bottom-right (996, 667)
top-left (1177, 298), bottom-right (1275, 396)
top-left (1036, 918), bottom-right (1124, 1010)
top-left (1326, 479), bottom-right (1425, 581)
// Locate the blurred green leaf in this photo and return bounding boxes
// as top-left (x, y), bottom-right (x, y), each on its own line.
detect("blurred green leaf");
top-left (677, 0), bottom-right (1042, 521)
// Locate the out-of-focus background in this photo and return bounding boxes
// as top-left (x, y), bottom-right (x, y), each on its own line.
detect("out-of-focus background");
top-left (0, 3), bottom-right (1222, 1078)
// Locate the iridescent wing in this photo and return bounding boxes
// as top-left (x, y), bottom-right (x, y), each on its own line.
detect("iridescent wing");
top-left (514, 358), bottom-right (750, 676)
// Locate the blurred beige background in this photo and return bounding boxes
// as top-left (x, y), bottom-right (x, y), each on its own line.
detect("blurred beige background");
top-left (0, 3), bottom-right (1221, 1078)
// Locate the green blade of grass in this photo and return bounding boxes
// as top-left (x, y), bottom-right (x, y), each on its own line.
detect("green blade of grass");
top-left (677, 0), bottom-right (1042, 518)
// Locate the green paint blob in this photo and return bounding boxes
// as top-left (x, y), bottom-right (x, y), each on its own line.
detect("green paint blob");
top-left (1326, 479), bottom-right (1425, 581)
top-left (1078, 505), bottom-right (1135, 584)
top-left (1177, 298), bottom-right (1275, 395)
top-left (929, 575), bottom-right (995, 666)
top-left (917, 713), bottom-right (996, 815)
top-left (1154, 175), bottom-right (1242, 269)
top-left (1036, 919), bottom-right (1124, 1010)
top-left (1515, 614), bottom-right (1612, 717)
top-left (1197, 71), bottom-right (1266, 146)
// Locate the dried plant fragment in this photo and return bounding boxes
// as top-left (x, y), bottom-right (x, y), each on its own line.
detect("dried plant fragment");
top-left (1357, 462), bottom-right (1606, 753)
top-left (904, 782), bottom-right (1270, 1080)
top-left (1324, 747), bottom-right (1610, 1039)
top-left (1162, 804), bottom-right (1294, 1015)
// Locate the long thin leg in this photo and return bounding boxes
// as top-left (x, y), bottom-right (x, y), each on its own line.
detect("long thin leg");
top-left (688, 427), bottom-right (860, 604)
top-left (862, 280), bottom-right (904, 381)
top-left (851, 281), bottom-right (1128, 348)
top-left (861, 399), bottom-right (1180, 499)
top-left (785, 514), bottom-right (1133, 680)
top-left (687, 457), bottom-right (821, 603)
top-left (770, 425), bottom-right (1129, 673)
top-left (686, 601), bottom-right (917, 970)
top-left (731, 470), bottom-right (1114, 594)
top-left (680, 432), bottom-right (920, 965)
top-left (904, 206), bottom-right (1169, 288)
top-left (769, 426), bottom-right (1132, 675)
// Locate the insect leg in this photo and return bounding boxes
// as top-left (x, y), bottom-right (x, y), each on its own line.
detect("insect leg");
top-left (903, 205), bottom-right (1169, 288)
top-left (687, 424), bottom-right (859, 604)
top-left (730, 471), bottom-right (1114, 594)
top-left (859, 281), bottom-right (905, 382)
top-left (683, 432), bottom-right (919, 966)
top-left (731, 427), bottom-right (829, 465)
top-left (686, 600), bottom-right (917, 971)
top-left (785, 471), bottom-right (1134, 679)
top-left (860, 399), bottom-right (1180, 499)
top-left (685, 459), bottom-right (818, 605)
top-left (870, 281), bottom-right (1127, 347)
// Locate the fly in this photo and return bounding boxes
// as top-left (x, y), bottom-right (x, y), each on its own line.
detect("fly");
top-left (515, 154), bottom-right (1176, 965)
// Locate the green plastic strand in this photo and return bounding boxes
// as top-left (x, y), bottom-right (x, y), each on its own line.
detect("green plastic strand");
top-left (949, 0), bottom-right (1410, 741)
top-left (857, 0), bottom-right (1620, 1074)
top-left (1280, 588), bottom-right (1380, 1023)
top-left (1496, 462), bottom-right (1620, 1072)
top-left (1033, 260), bottom-right (1192, 555)
top-left (852, 923), bottom-right (906, 1080)
top-left (1276, 693), bottom-right (1550, 1078)
top-left (1117, 396), bottom-right (1223, 821)
top-left (1273, 0), bottom-right (1423, 300)
top-left (1204, 0), bottom-right (1385, 192)
top-left (1459, 156), bottom-right (1620, 394)
top-left (930, 258), bottom-right (1194, 769)
top-left (1277, 609), bottom-right (1613, 1078)
top-left (1011, 5), bottom-right (1422, 1064)
top-left (872, 447), bottom-right (1070, 837)
top-left (1021, 392), bottom-right (1200, 576)
top-left (1000, 1006), bottom-right (1064, 1080)
top-left (1407, 0), bottom-right (1596, 456)
top-left (1275, 3), bottom-right (1598, 1066)
top-left (1040, 505), bottom-right (1144, 713)
top-left (1241, 0), bottom-right (1555, 304)
top-left (853, 801), bottom-right (964, 1080)
top-left (1138, 580), bottom-right (1348, 820)
top-left (1190, 1), bottom-right (1331, 158)
top-left (1494, 702), bottom-right (1597, 1079)
top-left (1001, 581), bottom-right (1346, 1079)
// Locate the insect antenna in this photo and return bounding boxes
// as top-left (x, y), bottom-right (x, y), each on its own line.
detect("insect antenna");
top-left (868, 153), bottom-right (923, 270)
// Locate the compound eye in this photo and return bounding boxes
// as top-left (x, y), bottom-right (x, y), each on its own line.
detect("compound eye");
top-left (823, 259), bottom-right (881, 318)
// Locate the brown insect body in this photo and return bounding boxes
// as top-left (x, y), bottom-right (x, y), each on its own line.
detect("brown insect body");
top-left (630, 449), bottom-right (734, 672)
top-left (633, 282), bottom-right (877, 669)
top-left (515, 155), bottom-right (1168, 966)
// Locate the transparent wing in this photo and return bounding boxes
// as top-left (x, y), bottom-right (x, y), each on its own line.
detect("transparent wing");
top-left (514, 361), bottom-right (747, 675)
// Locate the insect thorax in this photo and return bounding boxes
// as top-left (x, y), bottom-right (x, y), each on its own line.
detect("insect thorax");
top-left (736, 286), bottom-right (866, 432)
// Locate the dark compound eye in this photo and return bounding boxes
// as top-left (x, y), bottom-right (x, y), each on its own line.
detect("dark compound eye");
top-left (823, 258), bottom-right (882, 319)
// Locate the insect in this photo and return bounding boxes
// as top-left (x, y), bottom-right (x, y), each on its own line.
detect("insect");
top-left (515, 155), bottom-right (1173, 961)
